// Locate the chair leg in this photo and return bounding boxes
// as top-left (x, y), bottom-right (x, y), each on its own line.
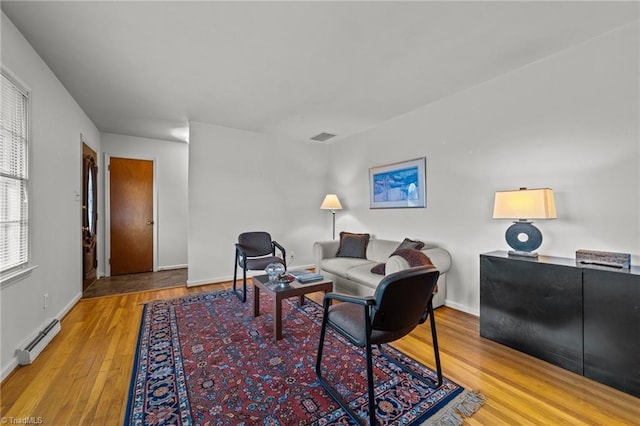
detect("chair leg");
top-left (240, 267), bottom-right (247, 303)
top-left (316, 301), bottom-right (368, 426)
top-left (364, 338), bottom-right (376, 426)
top-left (428, 300), bottom-right (443, 387)
top-left (376, 302), bottom-right (442, 389)
top-left (232, 252), bottom-right (247, 303)
top-left (232, 257), bottom-right (238, 293)
top-left (361, 305), bottom-right (376, 426)
top-left (315, 299), bottom-right (330, 376)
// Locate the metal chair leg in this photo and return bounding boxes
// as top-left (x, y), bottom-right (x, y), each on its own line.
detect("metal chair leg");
top-left (428, 301), bottom-right (443, 387)
top-left (315, 299), bottom-right (330, 375)
top-left (241, 267), bottom-right (247, 302)
top-left (364, 337), bottom-right (376, 426)
top-left (362, 304), bottom-right (376, 426)
top-left (376, 302), bottom-right (442, 389)
top-left (232, 250), bottom-right (247, 303)
top-left (233, 255), bottom-right (238, 293)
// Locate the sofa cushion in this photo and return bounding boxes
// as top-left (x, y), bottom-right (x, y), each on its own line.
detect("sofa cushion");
top-left (345, 263), bottom-right (385, 290)
top-left (336, 232), bottom-right (370, 259)
top-left (320, 257), bottom-right (374, 276)
top-left (365, 239), bottom-right (400, 262)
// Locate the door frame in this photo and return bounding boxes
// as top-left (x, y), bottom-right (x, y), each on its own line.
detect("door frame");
top-left (104, 153), bottom-right (158, 277)
top-left (82, 142), bottom-right (99, 289)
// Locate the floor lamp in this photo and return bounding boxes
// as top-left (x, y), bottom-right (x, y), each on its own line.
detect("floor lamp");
top-left (320, 194), bottom-right (343, 240)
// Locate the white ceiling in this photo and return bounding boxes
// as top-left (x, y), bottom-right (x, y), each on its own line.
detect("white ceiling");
top-left (2, 1), bottom-right (638, 144)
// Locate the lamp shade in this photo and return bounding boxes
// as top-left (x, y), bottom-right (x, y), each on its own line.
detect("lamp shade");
top-left (493, 188), bottom-right (557, 220)
top-left (320, 194), bottom-right (343, 210)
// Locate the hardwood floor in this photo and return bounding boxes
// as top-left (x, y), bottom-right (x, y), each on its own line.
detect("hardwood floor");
top-left (2, 281), bottom-right (638, 425)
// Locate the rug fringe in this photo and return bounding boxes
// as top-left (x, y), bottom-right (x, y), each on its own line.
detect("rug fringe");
top-left (422, 390), bottom-right (485, 426)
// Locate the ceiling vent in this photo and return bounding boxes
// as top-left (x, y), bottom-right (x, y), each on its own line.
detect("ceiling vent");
top-left (310, 132), bottom-right (337, 142)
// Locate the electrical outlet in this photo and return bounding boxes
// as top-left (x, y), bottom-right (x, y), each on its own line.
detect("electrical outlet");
top-left (43, 293), bottom-right (49, 310)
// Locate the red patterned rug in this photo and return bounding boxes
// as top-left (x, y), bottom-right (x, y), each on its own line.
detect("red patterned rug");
top-left (125, 289), bottom-right (483, 425)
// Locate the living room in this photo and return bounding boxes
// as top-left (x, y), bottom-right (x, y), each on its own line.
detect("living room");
top-left (1, 1), bottom-right (639, 424)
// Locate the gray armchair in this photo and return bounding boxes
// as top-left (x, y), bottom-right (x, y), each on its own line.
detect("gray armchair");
top-left (233, 231), bottom-right (286, 302)
top-left (315, 266), bottom-right (442, 426)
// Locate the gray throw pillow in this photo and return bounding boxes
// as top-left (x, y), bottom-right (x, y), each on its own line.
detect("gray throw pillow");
top-left (336, 232), bottom-right (370, 259)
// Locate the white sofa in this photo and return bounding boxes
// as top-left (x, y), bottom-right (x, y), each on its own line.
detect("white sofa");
top-left (313, 238), bottom-right (451, 308)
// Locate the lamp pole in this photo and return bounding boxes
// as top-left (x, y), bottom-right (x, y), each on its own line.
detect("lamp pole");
top-left (331, 210), bottom-right (336, 240)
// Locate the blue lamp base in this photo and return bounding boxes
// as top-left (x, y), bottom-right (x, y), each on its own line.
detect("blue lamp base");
top-left (505, 220), bottom-right (542, 258)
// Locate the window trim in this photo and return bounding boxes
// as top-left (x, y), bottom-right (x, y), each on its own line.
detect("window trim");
top-left (1, 265), bottom-right (38, 289)
top-left (1, 66), bottom-right (34, 286)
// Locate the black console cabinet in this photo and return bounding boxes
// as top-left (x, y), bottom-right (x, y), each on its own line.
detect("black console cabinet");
top-left (480, 250), bottom-right (640, 397)
top-left (480, 252), bottom-right (583, 374)
top-left (583, 268), bottom-right (640, 396)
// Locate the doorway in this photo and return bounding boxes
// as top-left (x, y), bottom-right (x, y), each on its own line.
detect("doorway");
top-left (108, 156), bottom-right (155, 276)
top-left (82, 143), bottom-right (98, 290)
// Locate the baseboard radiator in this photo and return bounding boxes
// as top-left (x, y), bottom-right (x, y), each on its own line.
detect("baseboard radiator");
top-left (16, 319), bottom-right (61, 365)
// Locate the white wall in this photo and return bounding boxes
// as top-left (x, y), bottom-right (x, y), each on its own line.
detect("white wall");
top-left (1, 12), bottom-right (101, 380)
top-left (188, 121), bottom-right (331, 285)
top-left (101, 133), bottom-right (188, 271)
top-left (328, 23), bottom-right (640, 314)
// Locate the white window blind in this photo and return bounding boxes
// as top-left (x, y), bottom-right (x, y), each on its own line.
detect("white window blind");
top-left (1, 72), bottom-right (29, 274)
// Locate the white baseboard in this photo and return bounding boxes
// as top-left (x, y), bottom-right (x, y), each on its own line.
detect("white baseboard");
top-left (157, 264), bottom-right (188, 271)
top-left (1, 291), bottom-right (82, 383)
top-left (187, 275), bottom-right (232, 287)
top-left (186, 264), bottom-right (315, 287)
top-left (288, 264), bottom-right (315, 272)
top-left (61, 291), bottom-right (83, 318)
top-left (1, 358), bottom-right (18, 383)
top-left (444, 300), bottom-right (479, 316)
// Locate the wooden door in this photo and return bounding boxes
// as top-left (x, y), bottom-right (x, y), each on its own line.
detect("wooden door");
top-left (82, 143), bottom-right (98, 289)
top-left (110, 157), bottom-right (154, 275)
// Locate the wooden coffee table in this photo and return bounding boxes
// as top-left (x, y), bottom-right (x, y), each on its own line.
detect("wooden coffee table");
top-left (252, 274), bottom-right (333, 340)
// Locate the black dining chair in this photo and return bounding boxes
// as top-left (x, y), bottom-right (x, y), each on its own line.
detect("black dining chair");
top-left (233, 231), bottom-right (286, 302)
top-left (315, 267), bottom-right (442, 426)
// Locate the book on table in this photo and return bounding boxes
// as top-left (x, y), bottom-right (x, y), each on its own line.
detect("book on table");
top-left (288, 270), bottom-right (324, 283)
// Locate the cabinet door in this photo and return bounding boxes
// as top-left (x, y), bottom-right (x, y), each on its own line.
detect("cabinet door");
top-left (480, 255), bottom-right (583, 374)
top-left (583, 269), bottom-right (640, 397)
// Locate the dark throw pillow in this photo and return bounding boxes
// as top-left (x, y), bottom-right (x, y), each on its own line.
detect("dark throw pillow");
top-left (393, 238), bottom-right (425, 254)
top-left (371, 238), bottom-right (425, 275)
top-left (336, 232), bottom-right (370, 259)
top-left (370, 263), bottom-right (386, 275)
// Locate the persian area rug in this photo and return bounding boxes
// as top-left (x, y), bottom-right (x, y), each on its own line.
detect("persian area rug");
top-left (125, 289), bottom-right (484, 425)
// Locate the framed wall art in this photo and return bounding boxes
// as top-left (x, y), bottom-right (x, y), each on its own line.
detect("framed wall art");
top-left (369, 157), bottom-right (426, 209)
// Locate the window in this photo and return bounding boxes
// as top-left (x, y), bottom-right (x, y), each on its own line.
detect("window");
top-left (1, 72), bottom-right (29, 275)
